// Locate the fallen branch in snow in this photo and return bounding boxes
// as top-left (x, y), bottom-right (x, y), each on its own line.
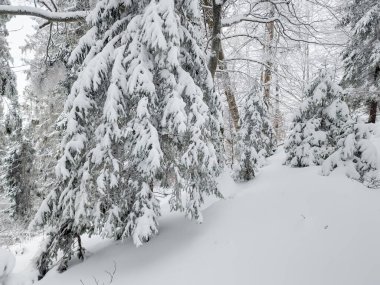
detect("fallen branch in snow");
top-left (0, 5), bottom-right (87, 22)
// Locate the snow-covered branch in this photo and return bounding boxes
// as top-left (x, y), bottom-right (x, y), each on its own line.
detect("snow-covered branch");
top-left (0, 5), bottom-right (87, 22)
top-left (222, 15), bottom-right (279, 27)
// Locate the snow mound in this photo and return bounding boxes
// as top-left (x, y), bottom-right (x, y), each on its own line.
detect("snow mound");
top-left (0, 249), bottom-right (15, 282)
top-left (13, 147), bottom-right (380, 285)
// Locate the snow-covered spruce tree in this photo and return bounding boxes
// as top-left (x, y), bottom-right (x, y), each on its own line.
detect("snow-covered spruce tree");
top-left (322, 118), bottom-right (380, 188)
top-left (234, 84), bottom-right (277, 181)
top-left (284, 70), bottom-right (351, 167)
top-left (31, 0), bottom-right (223, 277)
top-left (0, 0), bottom-right (17, 134)
top-left (2, 136), bottom-right (35, 220)
top-left (0, 0), bottom-right (34, 221)
top-left (22, 0), bottom-right (92, 211)
top-left (341, 0), bottom-right (380, 123)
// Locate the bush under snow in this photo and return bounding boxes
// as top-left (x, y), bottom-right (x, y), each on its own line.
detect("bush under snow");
top-left (322, 120), bottom-right (380, 188)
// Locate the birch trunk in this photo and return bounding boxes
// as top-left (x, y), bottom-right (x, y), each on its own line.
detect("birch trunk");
top-left (218, 48), bottom-right (240, 130)
top-left (262, 6), bottom-right (275, 105)
top-left (204, 0), bottom-right (240, 130)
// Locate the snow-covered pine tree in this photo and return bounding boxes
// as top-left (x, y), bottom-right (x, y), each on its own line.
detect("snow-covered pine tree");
top-left (234, 84), bottom-right (277, 182)
top-left (0, 0), bottom-right (34, 221)
top-left (31, 0), bottom-right (223, 277)
top-left (0, 0), bottom-right (17, 134)
top-left (322, 118), bottom-right (380, 188)
top-left (341, 0), bottom-right (380, 123)
top-left (22, 0), bottom-right (92, 214)
top-left (284, 70), bottom-right (351, 167)
top-left (2, 137), bottom-right (35, 220)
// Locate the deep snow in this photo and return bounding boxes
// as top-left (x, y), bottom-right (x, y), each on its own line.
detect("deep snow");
top-left (6, 145), bottom-right (380, 285)
top-left (0, 248), bottom-right (15, 284)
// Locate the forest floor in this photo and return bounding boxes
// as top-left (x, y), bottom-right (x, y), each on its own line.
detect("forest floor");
top-left (7, 136), bottom-right (380, 285)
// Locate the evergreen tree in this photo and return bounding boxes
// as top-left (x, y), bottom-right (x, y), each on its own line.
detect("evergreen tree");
top-left (234, 84), bottom-right (277, 181)
top-left (0, 0), bottom-right (17, 134)
top-left (22, 0), bottom-right (91, 210)
top-left (31, 0), bottom-right (223, 277)
top-left (284, 70), bottom-right (351, 167)
top-left (341, 0), bottom-right (380, 123)
top-left (322, 118), bottom-right (380, 188)
top-left (2, 138), bottom-right (35, 220)
top-left (0, 0), bottom-right (33, 221)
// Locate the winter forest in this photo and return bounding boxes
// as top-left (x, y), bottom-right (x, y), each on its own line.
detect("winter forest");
top-left (0, 0), bottom-right (379, 284)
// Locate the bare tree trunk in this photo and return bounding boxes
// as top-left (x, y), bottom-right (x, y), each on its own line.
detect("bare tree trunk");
top-left (301, 42), bottom-right (310, 94)
top-left (219, 48), bottom-right (240, 130)
top-left (204, 0), bottom-right (240, 130)
top-left (368, 100), bottom-right (378, 123)
top-left (76, 234), bottom-right (85, 260)
top-left (272, 65), bottom-right (285, 142)
top-left (262, 6), bottom-right (275, 104)
top-left (273, 65), bottom-right (280, 131)
top-left (207, 0), bottom-right (223, 80)
top-left (302, 2), bottom-right (310, 94)
top-left (368, 67), bottom-right (379, 123)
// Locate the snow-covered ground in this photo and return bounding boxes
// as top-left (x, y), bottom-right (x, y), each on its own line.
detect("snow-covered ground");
top-left (6, 145), bottom-right (380, 285)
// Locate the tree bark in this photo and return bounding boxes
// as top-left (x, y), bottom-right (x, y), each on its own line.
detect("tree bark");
top-left (369, 66), bottom-right (379, 123)
top-left (368, 100), bottom-right (378, 123)
top-left (204, 0), bottom-right (240, 130)
top-left (218, 48), bottom-right (240, 130)
top-left (207, 0), bottom-right (223, 80)
top-left (262, 6), bottom-right (275, 104)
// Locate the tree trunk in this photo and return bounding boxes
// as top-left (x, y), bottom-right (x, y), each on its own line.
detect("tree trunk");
top-left (219, 48), bottom-right (240, 130)
top-left (273, 65), bottom-right (280, 131)
top-left (369, 66), bottom-right (379, 123)
top-left (204, 0), bottom-right (240, 130)
top-left (301, 2), bottom-right (310, 94)
top-left (368, 100), bottom-right (378, 123)
top-left (207, 0), bottom-right (223, 80)
top-left (262, 6), bottom-right (275, 104)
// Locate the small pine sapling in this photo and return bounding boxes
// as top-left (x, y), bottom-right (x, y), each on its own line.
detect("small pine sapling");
top-left (234, 84), bottom-right (277, 181)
